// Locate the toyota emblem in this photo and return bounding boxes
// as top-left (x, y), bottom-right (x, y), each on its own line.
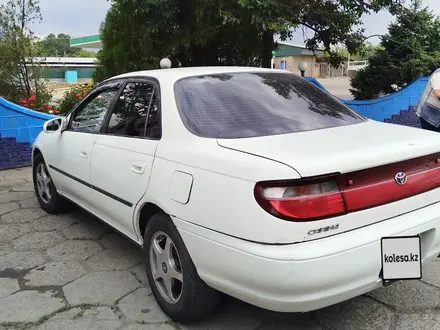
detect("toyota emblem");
top-left (394, 172), bottom-right (407, 185)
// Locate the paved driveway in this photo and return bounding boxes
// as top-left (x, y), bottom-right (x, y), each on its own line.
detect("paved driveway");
top-left (317, 77), bottom-right (353, 100)
top-left (1, 167), bottom-right (440, 329)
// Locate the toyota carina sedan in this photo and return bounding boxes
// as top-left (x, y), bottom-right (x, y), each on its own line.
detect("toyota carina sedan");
top-left (32, 66), bottom-right (440, 323)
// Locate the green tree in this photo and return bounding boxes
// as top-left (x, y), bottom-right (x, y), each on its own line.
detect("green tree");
top-left (219, 0), bottom-right (401, 67)
top-left (94, 0), bottom-right (262, 81)
top-left (320, 42), bottom-right (381, 64)
top-left (0, 0), bottom-right (49, 102)
top-left (34, 33), bottom-right (97, 57)
top-left (350, 0), bottom-right (440, 99)
top-left (74, 49), bottom-right (97, 57)
top-left (35, 33), bottom-right (71, 56)
top-left (94, 0), bottom-right (404, 82)
top-left (357, 42), bottom-right (383, 60)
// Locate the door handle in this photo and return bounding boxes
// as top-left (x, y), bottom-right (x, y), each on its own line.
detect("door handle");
top-left (131, 161), bottom-right (146, 174)
top-left (79, 151), bottom-right (88, 158)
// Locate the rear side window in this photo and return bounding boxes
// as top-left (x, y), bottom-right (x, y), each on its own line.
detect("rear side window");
top-left (174, 72), bottom-right (365, 139)
top-left (106, 82), bottom-right (161, 139)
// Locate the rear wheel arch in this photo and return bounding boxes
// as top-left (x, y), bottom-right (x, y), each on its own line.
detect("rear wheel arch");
top-left (138, 202), bottom-right (167, 237)
top-left (142, 211), bottom-right (220, 322)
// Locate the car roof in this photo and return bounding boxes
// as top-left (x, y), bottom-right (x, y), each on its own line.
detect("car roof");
top-left (103, 66), bottom-right (290, 84)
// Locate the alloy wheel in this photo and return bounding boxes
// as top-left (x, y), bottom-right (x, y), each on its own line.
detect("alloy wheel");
top-left (149, 231), bottom-right (184, 304)
top-left (36, 162), bottom-right (52, 204)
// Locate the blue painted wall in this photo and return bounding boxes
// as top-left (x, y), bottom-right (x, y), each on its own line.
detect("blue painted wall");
top-left (0, 97), bottom-right (56, 145)
top-left (0, 97), bottom-right (57, 170)
top-left (305, 76), bottom-right (429, 122)
top-left (384, 106), bottom-right (421, 128)
top-left (0, 136), bottom-right (32, 170)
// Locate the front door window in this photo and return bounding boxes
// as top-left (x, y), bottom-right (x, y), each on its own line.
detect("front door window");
top-left (69, 89), bottom-right (119, 134)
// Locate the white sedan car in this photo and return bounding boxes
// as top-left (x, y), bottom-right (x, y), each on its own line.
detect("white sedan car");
top-left (32, 66), bottom-right (440, 323)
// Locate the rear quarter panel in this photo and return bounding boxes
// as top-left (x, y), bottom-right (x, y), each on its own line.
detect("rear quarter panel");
top-left (136, 135), bottom-right (440, 244)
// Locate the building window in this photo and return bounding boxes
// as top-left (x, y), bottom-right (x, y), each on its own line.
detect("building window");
top-left (280, 60), bottom-right (287, 70)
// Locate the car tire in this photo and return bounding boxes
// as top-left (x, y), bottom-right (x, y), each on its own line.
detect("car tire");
top-left (143, 213), bottom-right (220, 323)
top-left (32, 153), bottom-right (72, 214)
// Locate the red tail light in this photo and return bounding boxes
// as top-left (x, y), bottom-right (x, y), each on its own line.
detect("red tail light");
top-left (254, 175), bottom-right (346, 221)
top-left (255, 153), bottom-right (440, 221)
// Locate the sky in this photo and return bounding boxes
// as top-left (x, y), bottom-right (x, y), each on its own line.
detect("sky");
top-left (1, 0), bottom-right (440, 45)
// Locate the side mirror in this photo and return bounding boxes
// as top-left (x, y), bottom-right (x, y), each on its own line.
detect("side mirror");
top-left (43, 117), bottom-right (66, 133)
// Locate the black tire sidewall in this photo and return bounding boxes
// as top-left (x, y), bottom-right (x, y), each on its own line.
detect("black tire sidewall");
top-left (143, 213), bottom-right (216, 321)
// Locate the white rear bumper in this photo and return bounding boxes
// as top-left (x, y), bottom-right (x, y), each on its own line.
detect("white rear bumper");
top-left (174, 201), bottom-right (440, 312)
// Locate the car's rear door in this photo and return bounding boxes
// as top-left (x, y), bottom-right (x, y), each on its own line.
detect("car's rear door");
top-left (89, 78), bottom-right (161, 237)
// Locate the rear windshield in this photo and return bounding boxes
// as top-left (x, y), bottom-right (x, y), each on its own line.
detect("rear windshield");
top-left (174, 72), bottom-right (365, 139)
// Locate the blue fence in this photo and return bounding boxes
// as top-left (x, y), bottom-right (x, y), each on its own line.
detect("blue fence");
top-left (305, 76), bottom-right (429, 122)
top-left (0, 97), bottom-right (56, 145)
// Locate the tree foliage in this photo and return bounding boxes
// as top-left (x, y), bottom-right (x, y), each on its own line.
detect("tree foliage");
top-left (94, 0), bottom-right (404, 82)
top-left (34, 33), bottom-right (97, 57)
top-left (0, 0), bottom-right (40, 99)
top-left (350, 0), bottom-right (440, 99)
top-left (353, 42), bottom-right (383, 60)
top-left (0, 0), bottom-right (52, 106)
top-left (322, 42), bottom-right (382, 62)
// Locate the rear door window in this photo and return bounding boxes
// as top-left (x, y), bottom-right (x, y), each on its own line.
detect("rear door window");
top-left (174, 72), bottom-right (365, 139)
top-left (105, 81), bottom-right (161, 139)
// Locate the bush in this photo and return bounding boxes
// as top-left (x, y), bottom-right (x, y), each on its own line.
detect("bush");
top-left (18, 95), bottom-right (59, 114)
top-left (350, 0), bottom-right (440, 100)
top-left (17, 83), bottom-right (58, 114)
top-left (0, 82), bottom-right (20, 101)
top-left (57, 83), bottom-right (96, 115)
top-left (350, 49), bottom-right (440, 100)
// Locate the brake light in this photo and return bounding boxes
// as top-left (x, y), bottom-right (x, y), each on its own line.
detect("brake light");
top-left (254, 176), bottom-right (346, 221)
top-left (255, 153), bottom-right (440, 222)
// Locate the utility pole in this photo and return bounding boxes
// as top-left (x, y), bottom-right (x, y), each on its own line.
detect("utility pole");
top-left (21, 0), bottom-right (25, 30)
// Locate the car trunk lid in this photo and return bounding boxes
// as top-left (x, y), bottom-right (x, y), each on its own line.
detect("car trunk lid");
top-left (218, 120), bottom-right (440, 239)
top-left (217, 120), bottom-right (440, 177)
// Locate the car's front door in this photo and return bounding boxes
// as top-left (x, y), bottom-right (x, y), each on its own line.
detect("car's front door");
top-left (89, 79), bottom-right (161, 238)
top-left (48, 83), bottom-right (122, 209)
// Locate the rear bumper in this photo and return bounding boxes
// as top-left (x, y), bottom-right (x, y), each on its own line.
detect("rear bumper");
top-left (174, 202), bottom-right (440, 312)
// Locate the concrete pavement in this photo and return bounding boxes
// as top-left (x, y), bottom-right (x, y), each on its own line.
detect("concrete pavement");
top-left (1, 167), bottom-right (440, 329)
top-left (317, 77), bottom-right (353, 100)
